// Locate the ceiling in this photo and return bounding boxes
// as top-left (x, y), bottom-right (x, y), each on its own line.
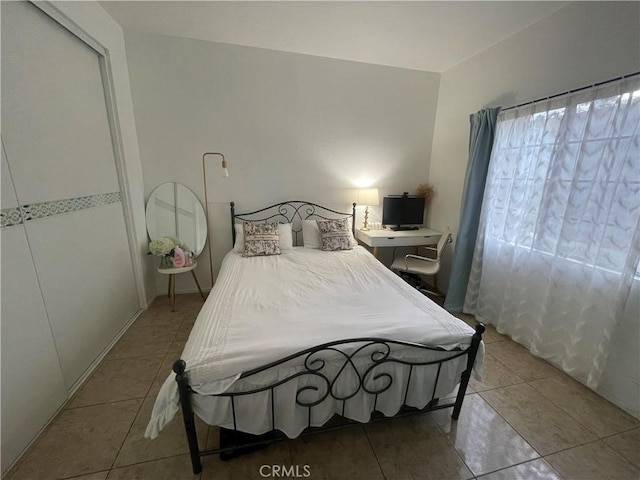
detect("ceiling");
top-left (100, 1), bottom-right (569, 72)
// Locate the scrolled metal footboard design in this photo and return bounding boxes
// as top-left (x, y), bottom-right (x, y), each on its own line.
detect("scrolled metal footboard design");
top-left (173, 324), bottom-right (485, 474)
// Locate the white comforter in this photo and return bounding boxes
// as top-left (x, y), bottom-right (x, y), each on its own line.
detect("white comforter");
top-left (145, 246), bottom-right (483, 439)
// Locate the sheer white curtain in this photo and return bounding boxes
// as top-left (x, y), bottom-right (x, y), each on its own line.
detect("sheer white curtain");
top-left (465, 77), bottom-right (640, 389)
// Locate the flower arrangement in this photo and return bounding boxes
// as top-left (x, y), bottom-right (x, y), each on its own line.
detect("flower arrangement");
top-left (149, 236), bottom-right (181, 257)
top-left (415, 183), bottom-right (436, 205)
top-left (149, 237), bottom-right (194, 268)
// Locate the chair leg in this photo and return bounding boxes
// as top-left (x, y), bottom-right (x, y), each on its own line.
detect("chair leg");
top-left (191, 270), bottom-right (206, 301)
top-left (419, 286), bottom-right (444, 298)
top-left (171, 274), bottom-right (176, 312)
top-left (418, 277), bottom-right (445, 299)
top-left (403, 273), bottom-right (418, 288)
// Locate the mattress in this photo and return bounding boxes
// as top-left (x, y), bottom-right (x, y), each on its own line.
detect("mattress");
top-left (145, 246), bottom-right (483, 439)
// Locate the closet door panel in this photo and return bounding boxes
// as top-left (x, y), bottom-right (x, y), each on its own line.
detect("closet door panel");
top-left (1, 0), bottom-right (140, 388)
top-left (1, 1), bottom-right (120, 204)
top-left (25, 204), bottom-right (139, 388)
top-left (1, 226), bottom-right (68, 472)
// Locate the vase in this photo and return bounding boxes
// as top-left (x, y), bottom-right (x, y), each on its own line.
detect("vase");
top-left (159, 255), bottom-right (173, 269)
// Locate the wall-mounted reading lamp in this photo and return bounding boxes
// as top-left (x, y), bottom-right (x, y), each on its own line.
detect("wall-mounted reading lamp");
top-left (202, 152), bottom-right (229, 285)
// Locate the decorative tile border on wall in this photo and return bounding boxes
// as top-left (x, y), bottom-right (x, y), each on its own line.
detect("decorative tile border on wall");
top-left (1, 207), bottom-right (24, 229)
top-left (1, 192), bottom-right (121, 229)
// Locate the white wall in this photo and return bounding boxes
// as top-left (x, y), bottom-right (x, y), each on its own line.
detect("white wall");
top-left (123, 31), bottom-right (441, 291)
top-left (428, 1), bottom-right (640, 417)
top-left (429, 1), bottom-right (640, 291)
top-left (599, 280), bottom-right (640, 418)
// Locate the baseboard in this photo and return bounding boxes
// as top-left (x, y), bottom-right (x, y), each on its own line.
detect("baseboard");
top-left (67, 308), bottom-right (144, 396)
top-left (171, 287), bottom-right (212, 296)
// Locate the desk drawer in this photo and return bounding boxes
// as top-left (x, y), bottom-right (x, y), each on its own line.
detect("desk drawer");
top-left (370, 235), bottom-right (439, 247)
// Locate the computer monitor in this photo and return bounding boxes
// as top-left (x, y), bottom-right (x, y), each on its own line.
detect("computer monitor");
top-left (382, 194), bottom-right (425, 231)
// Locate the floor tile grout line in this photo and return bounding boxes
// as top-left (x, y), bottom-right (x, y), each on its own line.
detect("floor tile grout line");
top-left (476, 376), bottom-right (624, 449)
top-left (362, 424), bottom-right (389, 480)
top-left (107, 398), bottom-right (145, 473)
top-left (484, 395), bottom-right (618, 461)
top-left (481, 359), bottom-right (561, 384)
top-left (66, 353), bottom-right (168, 411)
top-left (478, 351), bottom-right (526, 383)
top-left (439, 424), bottom-right (477, 480)
top-left (470, 378), bottom-right (528, 394)
top-left (475, 390), bottom-right (548, 461)
top-left (141, 351), bottom-right (173, 401)
top-left (434, 395), bottom-right (544, 479)
top-left (106, 321), bottom-right (184, 361)
top-left (474, 457), bottom-right (561, 480)
top-left (59, 469), bottom-right (110, 480)
top-left (107, 451), bottom-right (198, 475)
top-left (526, 378), bottom-right (640, 440)
top-left (600, 424), bottom-right (640, 440)
top-left (541, 435), bottom-right (638, 460)
top-left (541, 439), bottom-right (640, 479)
top-left (478, 393), bottom-right (606, 462)
top-left (105, 305), bottom-right (189, 473)
top-left (106, 303), bottom-right (204, 474)
top-left (470, 320), bottom-right (565, 384)
top-left (106, 351), bottom-right (184, 471)
top-left (65, 395), bottom-right (149, 411)
top-left (106, 351), bottom-right (175, 361)
top-left (597, 442), bottom-right (640, 473)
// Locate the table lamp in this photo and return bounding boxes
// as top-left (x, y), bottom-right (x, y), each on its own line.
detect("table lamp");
top-left (357, 188), bottom-right (379, 231)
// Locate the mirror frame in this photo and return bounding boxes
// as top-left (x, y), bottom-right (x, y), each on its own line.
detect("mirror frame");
top-left (145, 182), bottom-right (207, 257)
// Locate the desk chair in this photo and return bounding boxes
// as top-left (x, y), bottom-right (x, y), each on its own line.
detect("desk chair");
top-left (390, 226), bottom-right (452, 297)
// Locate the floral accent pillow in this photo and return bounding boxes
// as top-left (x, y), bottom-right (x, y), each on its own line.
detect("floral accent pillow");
top-left (234, 223), bottom-right (293, 252)
top-left (316, 218), bottom-right (353, 251)
top-left (243, 222), bottom-right (281, 257)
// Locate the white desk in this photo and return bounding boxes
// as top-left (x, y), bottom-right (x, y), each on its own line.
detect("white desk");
top-left (355, 227), bottom-right (442, 257)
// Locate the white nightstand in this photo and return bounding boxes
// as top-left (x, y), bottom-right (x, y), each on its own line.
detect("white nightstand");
top-left (158, 261), bottom-right (206, 312)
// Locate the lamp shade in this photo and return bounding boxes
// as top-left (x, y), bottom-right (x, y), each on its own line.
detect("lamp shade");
top-left (357, 188), bottom-right (379, 206)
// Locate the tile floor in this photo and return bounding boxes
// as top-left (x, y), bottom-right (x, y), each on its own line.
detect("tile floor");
top-left (6, 293), bottom-right (640, 480)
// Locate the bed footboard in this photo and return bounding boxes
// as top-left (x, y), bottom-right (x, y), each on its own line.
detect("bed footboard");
top-left (173, 323), bottom-right (485, 475)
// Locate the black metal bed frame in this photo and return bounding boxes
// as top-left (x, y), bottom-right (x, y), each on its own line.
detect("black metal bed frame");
top-left (172, 201), bottom-right (485, 474)
top-left (230, 200), bottom-right (357, 246)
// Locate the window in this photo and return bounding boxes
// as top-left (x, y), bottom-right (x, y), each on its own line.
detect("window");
top-left (465, 77), bottom-right (639, 389)
top-left (484, 87), bottom-right (640, 276)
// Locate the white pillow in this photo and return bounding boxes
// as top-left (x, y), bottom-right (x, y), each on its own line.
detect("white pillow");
top-left (234, 223), bottom-right (293, 252)
top-left (302, 218), bottom-right (357, 249)
top-left (301, 220), bottom-right (322, 249)
top-left (278, 223), bottom-right (294, 250)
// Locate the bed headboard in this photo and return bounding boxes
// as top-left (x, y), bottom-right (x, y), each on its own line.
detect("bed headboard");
top-left (230, 200), bottom-right (357, 246)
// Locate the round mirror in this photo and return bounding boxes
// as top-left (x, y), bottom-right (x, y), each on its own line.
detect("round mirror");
top-left (146, 182), bottom-right (207, 256)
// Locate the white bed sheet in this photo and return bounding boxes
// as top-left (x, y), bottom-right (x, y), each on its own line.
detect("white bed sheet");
top-left (145, 246), bottom-right (483, 439)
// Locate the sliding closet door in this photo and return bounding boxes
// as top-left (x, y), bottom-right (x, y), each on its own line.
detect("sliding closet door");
top-left (1, 141), bottom-right (69, 472)
top-left (1, 1), bottom-right (139, 391)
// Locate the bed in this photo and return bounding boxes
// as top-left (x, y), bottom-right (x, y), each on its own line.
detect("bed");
top-left (145, 200), bottom-right (485, 475)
